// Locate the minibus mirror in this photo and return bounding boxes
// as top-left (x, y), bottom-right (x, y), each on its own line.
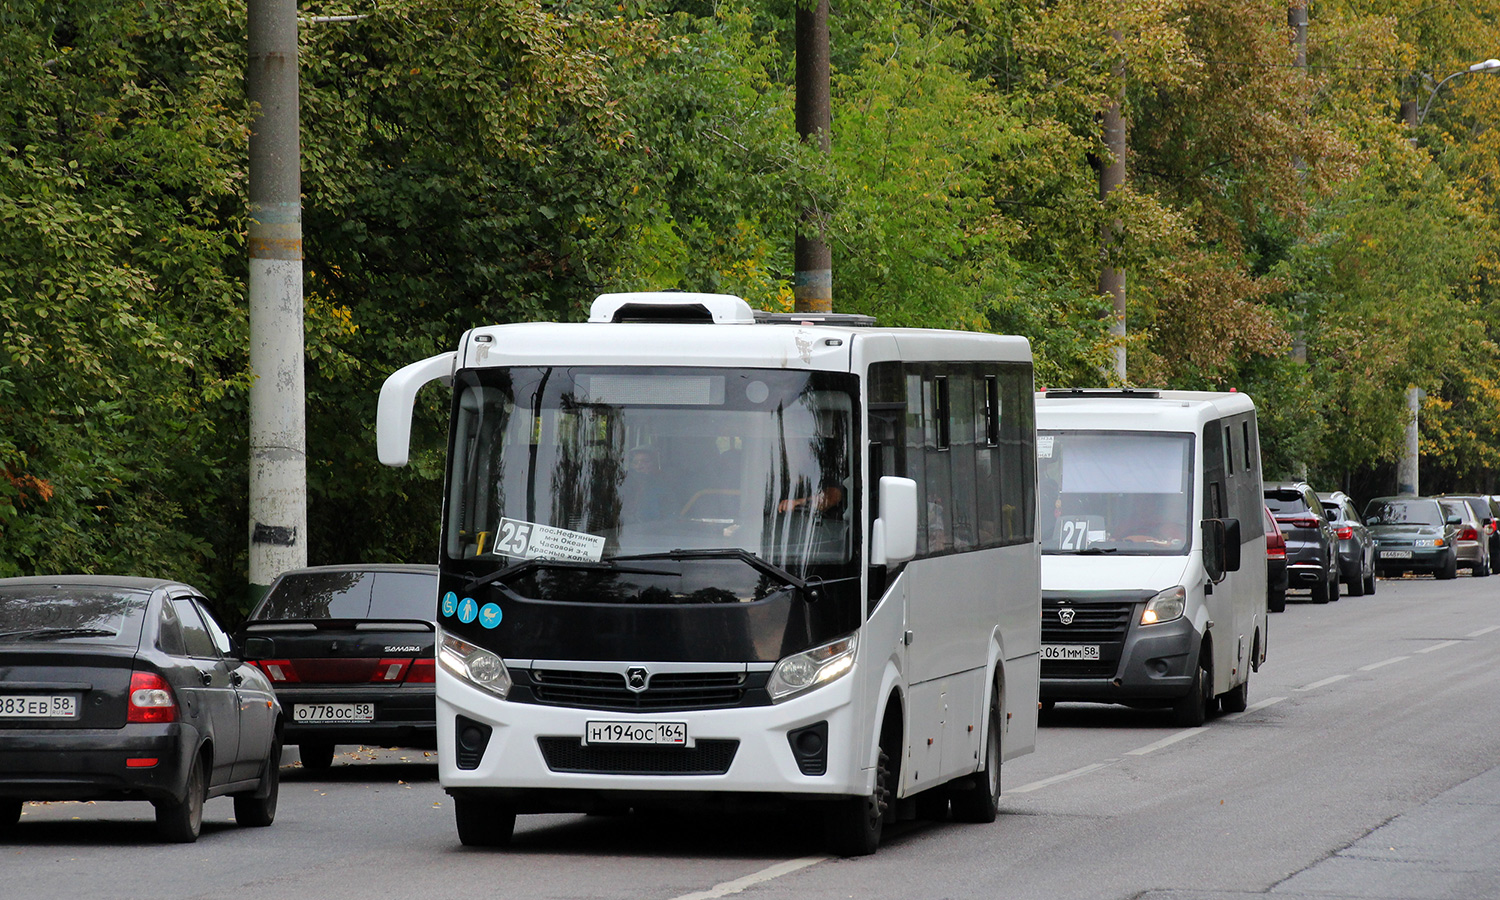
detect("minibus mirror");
top-left (1202, 519), bottom-right (1227, 583)
top-left (872, 476), bottom-right (918, 566)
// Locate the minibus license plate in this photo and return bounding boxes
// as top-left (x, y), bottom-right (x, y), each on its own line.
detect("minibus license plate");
top-left (1379, 550), bottom-right (1413, 559)
top-left (1041, 644), bottom-right (1100, 661)
top-left (585, 721), bottom-right (687, 746)
top-left (0, 694), bottom-right (78, 719)
top-left (294, 703), bottom-right (374, 722)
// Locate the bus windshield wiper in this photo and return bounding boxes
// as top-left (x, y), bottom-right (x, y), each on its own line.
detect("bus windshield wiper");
top-left (0, 627), bottom-right (117, 642)
top-left (1073, 546), bottom-right (1118, 554)
top-left (463, 557), bottom-right (673, 594)
top-left (611, 548), bottom-right (817, 595)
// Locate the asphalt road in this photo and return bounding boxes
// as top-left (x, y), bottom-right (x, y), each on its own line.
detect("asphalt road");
top-left (6, 571), bottom-right (1500, 900)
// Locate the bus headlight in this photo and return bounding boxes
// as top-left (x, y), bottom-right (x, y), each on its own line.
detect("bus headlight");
top-left (1140, 586), bottom-right (1186, 626)
top-left (768, 634), bottom-right (857, 703)
top-left (438, 630), bottom-right (512, 699)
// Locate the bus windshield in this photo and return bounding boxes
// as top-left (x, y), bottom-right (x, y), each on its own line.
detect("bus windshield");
top-left (446, 366), bottom-right (857, 591)
top-left (1037, 430), bottom-right (1194, 555)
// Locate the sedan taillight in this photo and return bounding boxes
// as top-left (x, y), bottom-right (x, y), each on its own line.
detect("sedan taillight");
top-left (405, 657), bottom-right (436, 684)
top-left (127, 671), bottom-right (178, 723)
top-left (1336, 526), bottom-right (1353, 540)
top-left (253, 659), bottom-right (299, 683)
top-left (1460, 527), bottom-right (1479, 541)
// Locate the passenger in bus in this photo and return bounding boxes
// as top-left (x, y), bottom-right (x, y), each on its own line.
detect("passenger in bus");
top-left (621, 446), bottom-right (673, 522)
top-left (778, 482), bottom-right (845, 516)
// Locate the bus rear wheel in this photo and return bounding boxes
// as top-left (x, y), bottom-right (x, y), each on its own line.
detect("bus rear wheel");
top-left (823, 747), bottom-right (891, 856)
top-left (454, 795), bottom-right (516, 848)
top-left (950, 688), bottom-right (1002, 824)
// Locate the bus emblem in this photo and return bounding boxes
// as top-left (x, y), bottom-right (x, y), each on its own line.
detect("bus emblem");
top-left (1058, 608), bottom-right (1076, 625)
top-left (626, 667), bottom-right (649, 693)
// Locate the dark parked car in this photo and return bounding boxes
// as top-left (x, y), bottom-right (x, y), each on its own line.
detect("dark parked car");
top-left (1265, 481), bottom-right (1340, 603)
top-left (236, 564), bottom-right (438, 770)
top-left (1438, 494), bottom-right (1496, 576)
top-left (1365, 497), bottom-right (1461, 579)
top-left (1437, 499), bottom-right (1489, 577)
top-left (0, 576), bottom-right (282, 842)
top-left (1265, 505), bottom-right (1288, 613)
top-left (1318, 491), bottom-right (1376, 595)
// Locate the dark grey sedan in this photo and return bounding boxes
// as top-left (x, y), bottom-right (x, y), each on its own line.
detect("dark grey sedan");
top-left (1364, 497), bottom-right (1462, 580)
top-left (0, 576), bottom-right (283, 841)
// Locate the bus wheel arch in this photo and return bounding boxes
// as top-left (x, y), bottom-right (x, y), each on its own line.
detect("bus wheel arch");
top-left (1171, 635), bottom-right (1213, 727)
top-left (950, 670), bottom-right (1003, 823)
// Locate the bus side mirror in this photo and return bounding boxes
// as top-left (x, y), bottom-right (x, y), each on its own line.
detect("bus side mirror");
top-left (377, 352), bottom-right (456, 466)
top-left (872, 476), bottom-right (918, 566)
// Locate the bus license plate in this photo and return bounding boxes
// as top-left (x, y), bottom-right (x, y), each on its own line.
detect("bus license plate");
top-left (584, 721), bottom-right (687, 746)
top-left (294, 703), bottom-right (375, 723)
top-left (1041, 644), bottom-right (1101, 661)
top-left (0, 694), bottom-right (78, 719)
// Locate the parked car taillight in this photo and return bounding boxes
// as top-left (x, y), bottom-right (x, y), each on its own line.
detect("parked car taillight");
top-left (1279, 516), bottom-right (1322, 529)
top-left (253, 659), bottom-right (299, 683)
top-left (1267, 543), bottom-right (1286, 560)
top-left (405, 657), bottom-right (436, 684)
top-left (1336, 525), bottom-right (1353, 540)
top-left (127, 671), bottom-right (179, 723)
top-left (1460, 526), bottom-right (1479, 541)
top-left (371, 659), bottom-right (413, 683)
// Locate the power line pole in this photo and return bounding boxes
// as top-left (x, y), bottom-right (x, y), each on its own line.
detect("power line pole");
top-left (1098, 30), bottom-right (1127, 383)
top-left (794, 0), bottom-right (832, 314)
top-left (1289, 0), bottom-right (1308, 362)
top-left (247, 0), bottom-right (308, 601)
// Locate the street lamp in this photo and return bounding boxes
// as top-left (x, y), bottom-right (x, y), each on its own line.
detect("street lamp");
top-left (1417, 58), bottom-right (1500, 125)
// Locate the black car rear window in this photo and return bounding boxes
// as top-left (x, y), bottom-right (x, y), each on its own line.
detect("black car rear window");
top-left (255, 571), bottom-right (436, 621)
top-left (0, 584), bottom-right (150, 647)
top-left (1364, 500), bottom-right (1442, 526)
top-left (1265, 492), bottom-right (1309, 515)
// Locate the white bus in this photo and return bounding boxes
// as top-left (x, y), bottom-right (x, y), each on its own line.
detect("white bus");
top-left (376, 293), bottom-right (1040, 855)
top-left (1035, 389), bottom-right (1268, 726)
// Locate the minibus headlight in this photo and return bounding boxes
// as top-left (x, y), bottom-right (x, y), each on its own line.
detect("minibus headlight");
top-left (1140, 586), bottom-right (1186, 626)
top-left (768, 634), bottom-right (857, 703)
top-left (438, 630), bottom-right (512, 698)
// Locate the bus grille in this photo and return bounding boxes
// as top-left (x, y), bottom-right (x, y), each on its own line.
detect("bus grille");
top-left (1041, 600), bottom-right (1134, 678)
top-left (523, 668), bottom-right (754, 712)
top-left (537, 737), bottom-right (739, 776)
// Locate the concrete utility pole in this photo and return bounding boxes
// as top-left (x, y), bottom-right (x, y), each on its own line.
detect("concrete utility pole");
top-left (1098, 30), bottom-right (1127, 383)
top-left (1289, 1), bottom-right (1309, 362)
top-left (1397, 386), bottom-right (1421, 497)
top-left (794, 0), bottom-right (833, 314)
top-left (247, 0), bottom-right (308, 600)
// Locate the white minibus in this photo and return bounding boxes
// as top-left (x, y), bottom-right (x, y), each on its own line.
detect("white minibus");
top-left (376, 292), bottom-right (1040, 855)
top-left (1035, 389), bottom-right (1267, 725)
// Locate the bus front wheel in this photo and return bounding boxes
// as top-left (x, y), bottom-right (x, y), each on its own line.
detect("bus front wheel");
top-left (823, 746), bottom-right (891, 856)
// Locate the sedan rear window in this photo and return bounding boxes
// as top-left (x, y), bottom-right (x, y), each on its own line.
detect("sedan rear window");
top-left (0, 584), bottom-right (149, 646)
top-left (254, 571), bottom-right (437, 621)
top-left (1364, 500), bottom-right (1442, 526)
top-left (1264, 492), bottom-right (1310, 516)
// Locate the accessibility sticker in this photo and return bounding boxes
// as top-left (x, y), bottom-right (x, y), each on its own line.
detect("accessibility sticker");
top-left (479, 603), bottom-right (502, 629)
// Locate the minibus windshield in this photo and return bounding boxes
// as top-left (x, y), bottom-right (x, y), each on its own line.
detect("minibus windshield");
top-left (445, 366), bottom-right (857, 590)
top-left (1037, 431), bottom-right (1194, 556)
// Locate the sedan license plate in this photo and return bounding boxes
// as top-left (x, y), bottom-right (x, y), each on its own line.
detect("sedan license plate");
top-left (0, 694), bottom-right (78, 719)
top-left (1041, 644), bottom-right (1101, 661)
top-left (584, 721), bottom-right (687, 746)
top-left (294, 702), bottom-right (374, 723)
top-left (1380, 549), bottom-right (1413, 559)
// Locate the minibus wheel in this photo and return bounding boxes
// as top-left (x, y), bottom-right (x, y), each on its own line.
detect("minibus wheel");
top-left (823, 746), bottom-right (891, 856)
top-left (1171, 650), bottom-right (1211, 727)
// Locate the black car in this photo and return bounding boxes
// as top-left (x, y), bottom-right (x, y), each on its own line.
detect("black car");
top-left (1264, 481), bottom-right (1341, 603)
top-left (1317, 491), bottom-right (1376, 596)
top-left (0, 576), bottom-right (282, 842)
top-left (1365, 497), bottom-right (1462, 579)
top-left (236, 564), bottom-right (438, 770)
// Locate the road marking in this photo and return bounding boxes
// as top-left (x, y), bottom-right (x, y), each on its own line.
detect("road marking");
top-left (1359, 656), bottom-right (1410, 671)
top-left (1417, 640), bottom-right (1462, 653)
top-left (1125, 727), bottom-right (1208, 756)
top-left (1223, 696), bottom-right (1285, 720)
top-left (1466, 625), bottom-right (1500, 638)
top-left (1010, 760), bottom-right (1118, 794)
top-left (668, 856), bottom-right (828, 900)
top-left (1296, 674), bottom-right (1350, 691)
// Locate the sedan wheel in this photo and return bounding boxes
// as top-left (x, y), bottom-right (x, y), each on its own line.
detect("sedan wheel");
top-left (234, 736), bottom-right (281, 827)
top-left (1, 799), bottom-right (21, 833)
top-left (155, 752), bottom-right (206, 843)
